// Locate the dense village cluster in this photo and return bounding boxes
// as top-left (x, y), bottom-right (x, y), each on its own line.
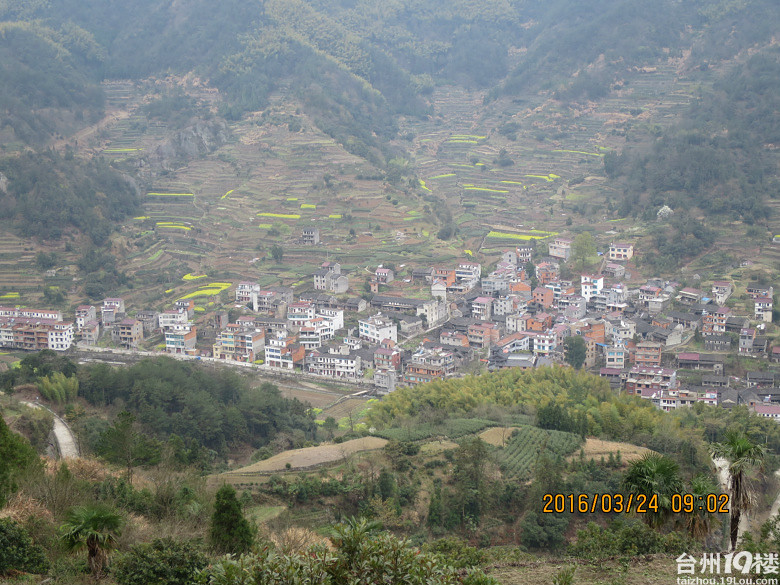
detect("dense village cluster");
top-left (1, 238), bottom-right (777, 418)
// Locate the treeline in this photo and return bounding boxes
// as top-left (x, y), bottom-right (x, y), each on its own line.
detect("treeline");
top-left (77, 357), bottom-right (316, 453)
top-left (604, 50), bottom-right (780, 257)
top-left (0, 150), bottom-right (138, 243)
top-left (0, 21), bottom-right (104, 145)
top-left (367, 366), bottom-right (780, 474)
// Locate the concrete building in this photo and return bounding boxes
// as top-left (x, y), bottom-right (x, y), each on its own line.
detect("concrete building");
top-left (358, 313), bottom-right (398, 344)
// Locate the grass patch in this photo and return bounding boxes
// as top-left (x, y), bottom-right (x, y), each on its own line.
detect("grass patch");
top-left (429, 173), bottom-right (456, 179)
top-left (257, 213), bottom-right (301, 219)
top-left (0, 292), bottom-right (20, 300)
top-left (147, 249), bottom-right (164, 261)
top-left (487, 231), bottom-right (552, 241)
top-left (373, 418), bottom-right (496, 442)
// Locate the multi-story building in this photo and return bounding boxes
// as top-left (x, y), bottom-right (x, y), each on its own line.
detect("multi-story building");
top-left (114, 318), bottom-right (143, 349)
top-left (604, 345), bottom-right (627, 369)
top-left (535, 261), bottom-right (560, 285)
top-left (375, 268), bottom-right (394, 283)
top-left (755, 296), bottom-right (773, 323)
top-left (580, 275), bottom-right (604, 302)
top-left (164, 324), bottom-right (197, 354)
top-left (158, 309), bottom-right (190, 330)
top-left (634, 341), bottom-right (662, 367)
top-left (548, 237), bottom-right (572, 261)
top-left (0, 307), bottom-right (62, 321)
top-left (0, 318), bottom-right (74, 351)
top-left (213, 325), bottom-right (265, 362)
top-left (75, 305), bottom-right (96, 331)
top-left (403, 346), bottom-right (456, 386)
top-left (264, 332), bottom-right (304, 369)
top-left (711, 281), bottom-right (734, 306)
top-left (471, 297), bottom-right (494, 321)
top-left (302, 227), bottom-right (320, 245)
top-left (608, 242), bottom-right (634, 261)
top-left (625, 366), bottom-right (677, 396)
top-left (313, 262), bottom-right (349, 294)
top-left (702, 306), bottom-right (731, 336)
top-left (287, 302), bottom-right (317, 327)
top-left (358, 313), bottom-right (397, 344)
top-left (306, 350), bottom-right (362, 379)
top-left (532, 287), bottom-right (554, 309)
top-left (467, 322), bottom-right (499, 348)
top-left (533, 332), bottom-right (557, 357)
top-left (82, 321), bottom-right (100, 346)
top-left (101, 298), bottom-right (125, 325)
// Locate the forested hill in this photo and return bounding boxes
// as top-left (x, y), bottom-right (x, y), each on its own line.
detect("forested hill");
top-left (4, 0), bottom-right (780, 150)
top-left (2, 0), bottom-right (780, 247)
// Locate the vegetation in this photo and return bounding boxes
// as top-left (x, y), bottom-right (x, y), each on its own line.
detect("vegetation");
top-left (209, 484), bottom-right (254, 555)
top-left (78, 358), bottom-right (316, 456)
top-left (59, 504), bottom-right (124, 579)
top-left (115, 538), bottom-right (209, 585)
top-left (711, 429), bottom-right (767, 550)
top-left (0, 518), bottom-right (49, 576)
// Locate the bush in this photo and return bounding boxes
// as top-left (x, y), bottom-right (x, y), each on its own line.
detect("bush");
top-left (0, 519), bottom-right (49, 576)
top-left (569, 520), bottom-right (693, 559)
top-left (114, 538), bottom-right (208, 585)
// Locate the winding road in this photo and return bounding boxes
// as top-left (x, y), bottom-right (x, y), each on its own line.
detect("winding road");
top-left (20, 401), bottom-right (79, 459)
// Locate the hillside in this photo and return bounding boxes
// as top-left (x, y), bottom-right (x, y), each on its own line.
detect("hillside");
top-left (0, 1), bottom-right (778, 306)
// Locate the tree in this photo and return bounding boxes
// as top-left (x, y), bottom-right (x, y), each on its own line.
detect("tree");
top-left (270, 244), bottom-right (284, 264)
top-left (621, 453), bottom-right (684, 529)
top-left (571, 232), bottom-right (596, 268)
top-left (711, 430), bottom-right (766, 551)
top-left (564, 336), bottom-right (587, 370)
top-left (60, 504), bottom-right (124, 579)
top-left (0, 415), bottom-right (39, 506)
top-left (97, 411), bottom-right (160, 483)
top-left (679, 474), bottom-right (720, 540)
top-left (323, 416), bottom-right (338, 440)
top-left (114, 538), bottom-right (208, 585)
top-left (209, 484), bottom-right (254, 554)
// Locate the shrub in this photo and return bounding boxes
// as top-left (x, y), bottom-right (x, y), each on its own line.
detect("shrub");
top-left (0, 519), bottom-right (49, 575)
top-left (114, 538), bottom-right (208, 585)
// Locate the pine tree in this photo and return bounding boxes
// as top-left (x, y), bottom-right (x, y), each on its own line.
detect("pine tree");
top-left (209, 484), bottom-right (254, 554)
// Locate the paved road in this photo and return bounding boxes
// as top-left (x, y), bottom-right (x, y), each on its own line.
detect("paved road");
top-left (21, 401), bottom-right (80, 459)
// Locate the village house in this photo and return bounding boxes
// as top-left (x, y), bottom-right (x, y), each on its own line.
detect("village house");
top-left (755, 296), bottom-right (773, 323)
top-left (75, 305), bottom-right (96, 331)
top-left (548, 237), bottom-right (573, 261)
top-left (608, 242), bottom-right (634, 261)
top-left (711, 281), bottom-right (734, 306)
top-left (403, 346), bottom-right (456, 385)
top-left (0, 317), bottom-right (74, 351)
top-left (306, 350), bottom-right (362, 379)
top-left (113, 318), bottom-right (143, 349)
top-left (535, 261), bottom-right (560, 285)
top-left (634, 341), bottom-right (662, 367)
top-left (164, 324), bottom-right (197, 354)
top-left (580, 275), bottom-right (604, 302)
top-left (301, 227), bottom-right (320, 245)
top-left (213, 324), bottom-right (265, 362)
top-left (101, 298), bottom-right (125, 325)
top-left (359, 313), bottom-right (398, 344)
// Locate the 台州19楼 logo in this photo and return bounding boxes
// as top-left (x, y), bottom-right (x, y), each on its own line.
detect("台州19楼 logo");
top-left (677, 552), bottom-right (778, 585)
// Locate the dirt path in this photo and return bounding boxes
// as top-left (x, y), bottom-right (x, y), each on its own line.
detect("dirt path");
top-left (21, 401), bottom-right (80, 459)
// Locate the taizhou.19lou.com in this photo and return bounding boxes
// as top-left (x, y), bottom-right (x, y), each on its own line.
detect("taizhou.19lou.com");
top-left (677, 552), bottom-right (778, 585)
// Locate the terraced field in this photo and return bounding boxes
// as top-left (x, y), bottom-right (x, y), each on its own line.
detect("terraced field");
top-left (5, 65), bottom-right (705, 309)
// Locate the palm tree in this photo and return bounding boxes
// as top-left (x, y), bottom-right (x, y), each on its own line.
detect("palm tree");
top-left (679, 474), bottom-right (721, 540)
top-left (60, 504), bottom-right (123, 579)
top-left (711, 430), bottom-right (766, 551)
top-left (621, 452), bottom-right (684, 529)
